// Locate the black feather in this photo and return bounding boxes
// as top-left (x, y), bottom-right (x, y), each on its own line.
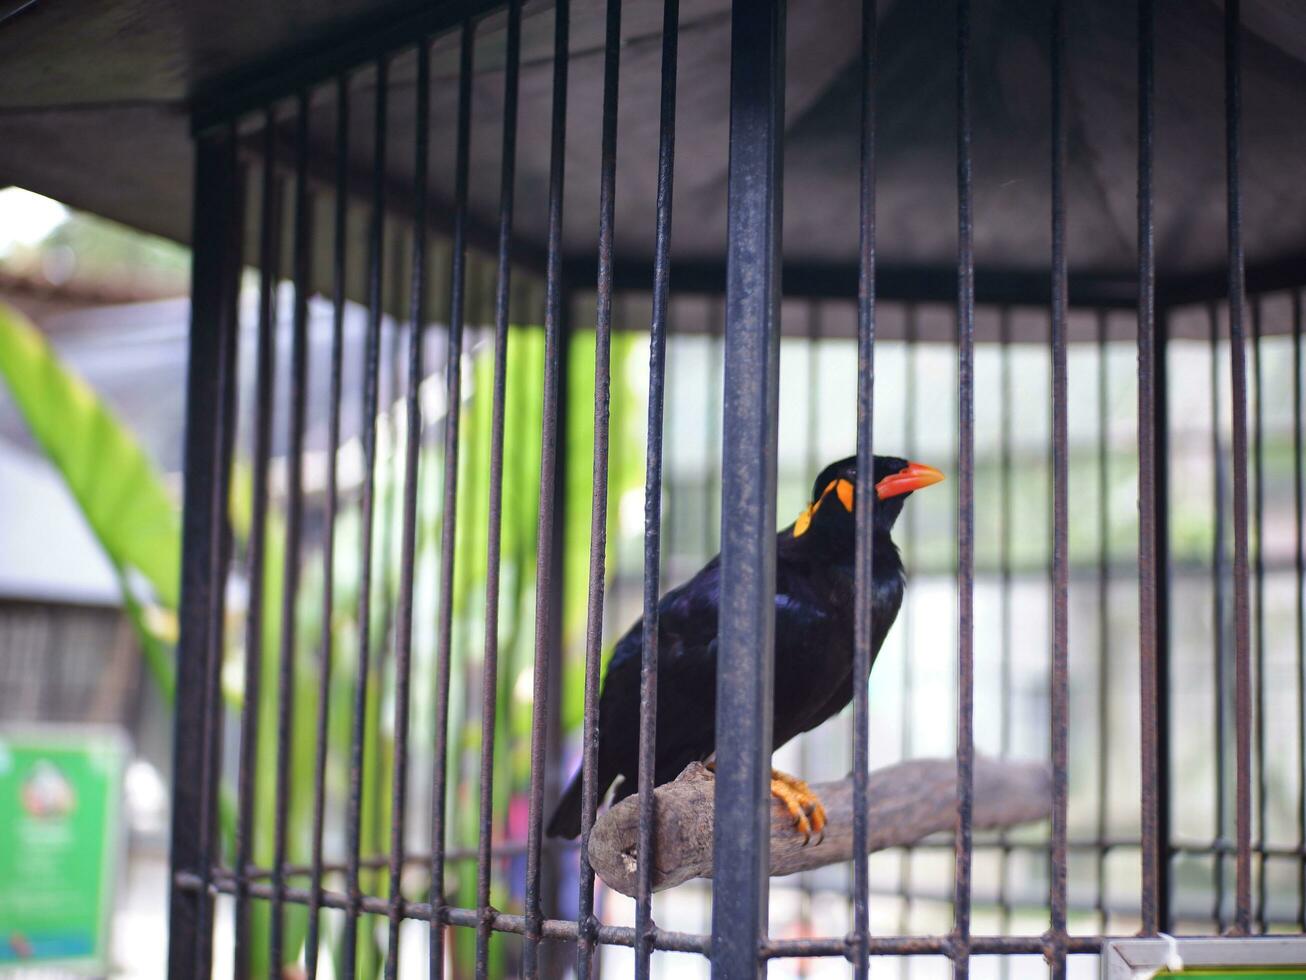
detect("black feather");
top-left (546, 454), bottom-right (920, 839)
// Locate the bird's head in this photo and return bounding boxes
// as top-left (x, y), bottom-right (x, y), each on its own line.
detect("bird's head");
top-left (792, 454), bottom-right (944, 541)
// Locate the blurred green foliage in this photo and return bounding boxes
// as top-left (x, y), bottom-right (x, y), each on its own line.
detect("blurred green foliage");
top-left (0, 299), bottom-right (645, 978)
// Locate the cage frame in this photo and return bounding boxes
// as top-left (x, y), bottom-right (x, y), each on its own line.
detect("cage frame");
top-left (163, 0), bottom-right (1302, 977)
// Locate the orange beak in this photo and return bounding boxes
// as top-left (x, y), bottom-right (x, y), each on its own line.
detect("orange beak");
top-left (875, 461), bottom-right (945, 500)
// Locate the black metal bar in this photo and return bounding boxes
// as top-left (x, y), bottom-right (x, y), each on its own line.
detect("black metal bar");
top-left (705, 298), bottom-right (722, 556)
top-left (234, 109), bottom-right (283, 978)
top-left (564, 252), bottom-right (1306, 329)
top-left (1136, 0), bottom-right (1161, 938)
top-left (193, 142), bottom-right (245, 978)
top-left (244, 828), bottom-right (1274, 884)
top-left (430, 22), bottom-right (475, 980)
top-left (994, 307), bottom-right (1014, 959)
top-left (1155, 304), bottom-right (1174, 932)
top-left (342, 55), bottom-right (388, 979)
top-left (167, 124), bottom-right (238, 980)
top-left (1224, 0), bottom-right (1254, 935)
top-left (1165, 253), bottom-right (1306, 309)
top-left (658, 304), bottom-right (677, 599)
top-left (898, 305), bottom-right (919, 946)
top-left (250, 119), bottom-right (546, 282)
top-left (804, 302), bottom-right (823, 482)
top-left (632, 2), bottom-right (678, 975)
top-left (798, 299), bottom-right (821, 980)
top-left (762, 935), bottom-right (1109, 959)
top-left (1095, 309), bottom-right (1112, 933)
top-left (523, 1), bottom-right (568, 973)
top-left (194, 865), bottom-right (1141, 958)
top-left (192, 0), bottom-right (505, 134)
top-left (494, 277), bottom-right (535, 913)
top-left (207, 137), bottom-right (245, 978)
top-left (1210, 302), bottom-right (1231, 933)
top-left (1296, 288), bottom-right (1306, 933)
top-left (539, 290), bottom-right (572, 980)
top-left (305, 71), bottom-right (349, 980)
top-left (562, 257), bottom-right (1142, 312)
top-left (992, 305), bottom-right (1013, 951)
top-left (576, 0), bottom-right (618, 974)
top-left (383, 33), bottom-right (434, 979)
top-left (712, 0), bottom-right (785, 975)
top-left (953, 0), bottom-right (975, 975)
top-left (270, 88), bottom-right (314, 974)
top-left (474, 4), bottom-right (519, 977)
top-left (1252, 296), bottom-right (1267, 934)
top-left (209, 141), bottom-right (245, 966)
top-left (1049, 1), bottom-right (1069, 973)
top-left (851, 0), bottom-right (877, 974)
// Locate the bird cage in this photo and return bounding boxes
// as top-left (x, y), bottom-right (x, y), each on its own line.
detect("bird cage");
top-left (164, 0), bottom-right (1306, 977)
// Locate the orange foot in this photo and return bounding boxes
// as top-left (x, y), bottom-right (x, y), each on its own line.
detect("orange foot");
top-left (770, 769), bottom-right (826, 845)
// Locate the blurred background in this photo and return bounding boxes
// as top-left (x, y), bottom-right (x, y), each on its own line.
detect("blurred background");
top-left (1, 178), bottom-right (1303, 979)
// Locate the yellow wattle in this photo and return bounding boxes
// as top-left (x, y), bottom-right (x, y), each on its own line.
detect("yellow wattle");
top-left (793, 504), bottom-right (814, 537)
top-left (834, 478), bottom-right (854, 511)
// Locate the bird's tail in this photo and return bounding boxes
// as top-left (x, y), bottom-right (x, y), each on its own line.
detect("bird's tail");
top-left (546, 770), bottom-right (585, 839)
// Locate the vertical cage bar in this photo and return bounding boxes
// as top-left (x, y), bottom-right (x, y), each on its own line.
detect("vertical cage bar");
top-left (897, 305), bottom-right (919, 949)
top-left (384, 34), bottom-right (434, 979)
top-left (523, 1), bottom-right (569, 973)
top-left (1210, 302), bottom-right (1231, 933)
top-left (576, 0), bottom-right (618, 973)
top-left (213, 159), bottom-right (244, 975)
top-left (1048, 0), bottom-right (1070, 973)
top-left (210, 142), bottom-right (245, 978)
top-left (953, 0), bottom-right (976, 974)
top-left (659, 305), bottom-right (676, 598)
top-left (342, 56), bottom-right (388, 979)
top-left (804, 302), bottom-right (822, 505)
top-left (1252, 296), bottom-right (1267, 934)
top-left (1295, 288), bottom-right (1306, 932)
top-left (167, 124), bottom-right (239, 980)
top-left (270, 88), bottom-right (314, 973)
top-left (705, 298), bottom-right (722, 556)
top-left (305, 72), bottom-right (349, 980)
top-left (474, 5), bottom-right (519, 978)
top-left (799, 300), bottom-right (820, 977)
top-left (711, 0), bottom-right (785, 974)
top-left (234, 109), bottom-right (283, 977)
top-left (1095, 309), bottom-right (1112, 933)
top-left (430, 22), bottom-right (475, 979)
top-left (851, 0), bottom-right (877, 974)
top-left (635, 0), bottom-right (679, 974)
top-left (542, 294), bottom-right (572, 979)
top-left (996, 308), bottom-right (1014, 948)
top-left (1224, 0), bottom-right (1254, 935)
top-left (207, 149), bottom-right (245, 980)
top-left (1156, 307), bottom-right (1174, 932)
top-left (1136, 0), bottom-right (1161, 937)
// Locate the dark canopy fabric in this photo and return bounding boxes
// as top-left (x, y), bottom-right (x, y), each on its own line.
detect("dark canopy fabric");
top-left (2, 0), bottom-right (1304, 299)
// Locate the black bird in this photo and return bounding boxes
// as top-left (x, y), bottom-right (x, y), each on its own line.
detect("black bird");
top-left (546, 454), bottom-right (943, 841)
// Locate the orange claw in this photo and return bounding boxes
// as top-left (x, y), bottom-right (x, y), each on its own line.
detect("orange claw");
top-left (770, 769), bottom-right (826, 845)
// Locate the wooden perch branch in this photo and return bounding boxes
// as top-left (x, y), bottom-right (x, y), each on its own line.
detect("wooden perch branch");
top-left (587, 756), bottom-right (1051, 897)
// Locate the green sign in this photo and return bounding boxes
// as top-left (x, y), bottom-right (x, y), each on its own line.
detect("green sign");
top-left (0, 727), bottom-right (126, 974)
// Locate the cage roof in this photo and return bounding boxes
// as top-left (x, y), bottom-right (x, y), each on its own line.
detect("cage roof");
top-left (2, 0), bottom-right (1304, 309)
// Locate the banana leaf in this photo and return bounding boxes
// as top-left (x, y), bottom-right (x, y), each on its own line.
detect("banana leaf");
top-left (0, 301), bottom-right (649, 980)
top-left (0, 302), bottom-right (180, 692)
